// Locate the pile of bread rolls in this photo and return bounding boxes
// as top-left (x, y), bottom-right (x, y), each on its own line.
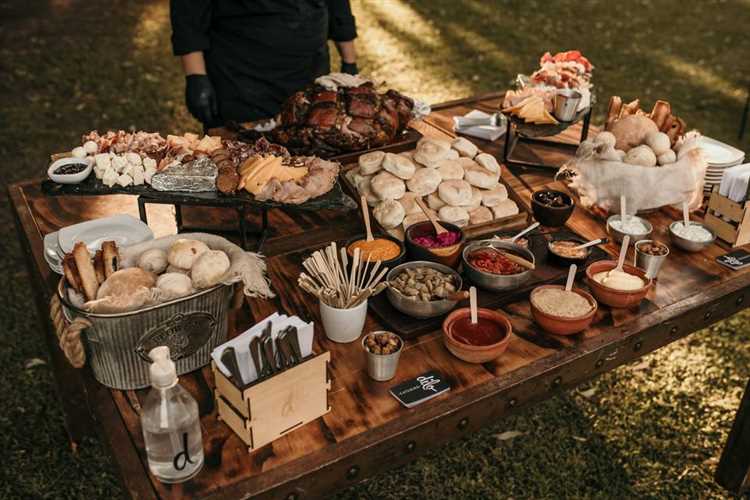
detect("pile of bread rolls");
top-left (63, 238), bottom-right (231, 313)
top-left (345, 137), bottom-right (519, 230)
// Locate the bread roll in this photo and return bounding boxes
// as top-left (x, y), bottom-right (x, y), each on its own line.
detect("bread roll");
top-left (137, 248), bottom-right (168, 275)
top-left (436, 159), bottom-right (464, 180)
top-left (491, 199), bottom-right (519, 219)
top-left (427, 191), bottom-right (446, 210)
top-left (610, 114), bottom-right (659, 152)
top-left (166, 264), bottom-right (189, 275)
top-left (438, 179), bottom-right (472, 206)
top-left (464, 165), bottom-right (499, 189)
top-left (191, 250), bottom-right (230, 289)
top-left (460, 187), bottom-right (482, 209)
top-left (402, 212), bottom-right (430, 230)
top-left (167, 239), bottom-right (210, 270)
top-left (96, 267), bottom-right (156, 300)
top-left (373, 199), bottom-right (405, 229)
top-left (382, 153), bottom-right (416, 180)
top-left (475, 153), bottom-right (500, 174)
top-left (481, 184), bottom-right (508, 207)
top-left (359, 177), bottom-right (381, 206)
top-left (370, 171), bottom-right (406, 200)
top-left (156, 273), bottom-right (195, 300)
top-left (73, 242), bottom-right (99, 301)
top-left (413, 138), bottom-right (451, 167)
top-left (444, 149), bottom-right (460, 160)
top-left (644, 131), bottom-right (671, 156)
top-left (359, 150), bottom-right (385, 175)
top-left (406, 167), bottom-right (441, 196)
top-left (397, 192), bottom-right (422, 215)
top-left (101, 241), bottom-right (119, 278)
top-left (438, 206), bottom-right (469, 227)
top-left (469, 206), bottom-right (493, 225)
top-left (457, 157), bottom-right (477, 169)
top-left (451, 137), bottom-right (478, 158)
top-left (93, 250), bottom-right (106, 284)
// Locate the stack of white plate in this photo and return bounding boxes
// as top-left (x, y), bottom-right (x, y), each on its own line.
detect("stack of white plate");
top-left (700, 137), bottom-right (745, 195)
top-left (43, 214), bottom-right (154, 275)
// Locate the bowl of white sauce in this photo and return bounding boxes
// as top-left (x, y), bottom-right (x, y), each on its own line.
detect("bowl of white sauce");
top-left (606, 214), bottom-right (653, 243)
top-left (668, 221), bottom-right (716, 252)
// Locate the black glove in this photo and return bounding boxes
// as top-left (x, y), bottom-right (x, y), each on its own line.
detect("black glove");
top-left (185, 75), bottom-right (220, 127)
top-left (341, 61), bottom-right (358, 75)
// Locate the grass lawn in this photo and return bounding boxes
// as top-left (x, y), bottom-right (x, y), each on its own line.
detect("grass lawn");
top-left (1, 0), bottom-right (750, 498)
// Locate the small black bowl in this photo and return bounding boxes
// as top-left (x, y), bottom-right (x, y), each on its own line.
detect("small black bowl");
top-left (404, 221), bottom-right (466, 268)
top-left (547, 236), bottom-right (591, 266)
top-left (344, 233), bottom-right (406, 269)
top-left (531, 189), bottom-right (575, 227)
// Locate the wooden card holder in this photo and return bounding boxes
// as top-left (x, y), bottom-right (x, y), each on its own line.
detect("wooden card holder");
top-left (705, 189), bottom-right (750, 247)
top-left (212, 351), bottom-right (331, 453)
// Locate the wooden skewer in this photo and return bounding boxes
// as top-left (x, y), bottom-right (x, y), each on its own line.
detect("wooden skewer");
top-left (360, 195), bottom-right (374, 242)
top-left (484, 246), bottom-right (535, 270)
top-left (415, 197), bottom-right (448, 235)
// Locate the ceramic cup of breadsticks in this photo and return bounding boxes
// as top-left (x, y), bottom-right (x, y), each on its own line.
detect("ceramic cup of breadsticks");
top-left (344, 137), bottom-right (520, 236)
top-left (298, 242), bottom-right (389, 343)
top-left (558, 97), bottom-right (708, 215)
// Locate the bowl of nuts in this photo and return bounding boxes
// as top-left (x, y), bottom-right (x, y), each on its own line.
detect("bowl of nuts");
top-left (386, 261), bottom-right (466, 319)
top-left (362, 331), bottom-right (404, 381)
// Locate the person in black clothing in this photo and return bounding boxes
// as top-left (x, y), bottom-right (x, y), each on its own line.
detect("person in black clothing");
top-left (170, 0), bottom-right (358, 129)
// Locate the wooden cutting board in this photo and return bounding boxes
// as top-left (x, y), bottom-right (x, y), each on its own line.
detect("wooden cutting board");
top-left (367, 228), bottom-right (609, 339)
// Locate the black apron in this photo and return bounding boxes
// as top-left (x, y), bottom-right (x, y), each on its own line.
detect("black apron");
top-left (205, 0), bottom-right (330, 124)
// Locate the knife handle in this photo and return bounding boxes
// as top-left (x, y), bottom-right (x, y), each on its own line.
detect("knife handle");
top-left (221, 347), bottom-right (243, 386)
top-left (263, 337), bottom-right (277, 374)
top-left (249, 337), bottom-right (262, 381)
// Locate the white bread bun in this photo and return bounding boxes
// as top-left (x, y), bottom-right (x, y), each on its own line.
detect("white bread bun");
top-left (191, 250), bottom-right (230, 289)
top-left (406, 167), bottom-right (441, 196)
top-left (168, 239), bottom-right (210, 270)
top-left (358, 151), bottom-right (385, 175)
top-left (463, 165), bottom-right (499, 189)
top-left (402, 212), bottom-right (430, 230)
top-left (137, 248), bottom-right (168, 275)
top-left (156, 272), bottom-right (195, 300)
top-left (460, 187), bottom-right (483, 209)
top-left (491, 199), bottom-right (519, 219)
top-left (451, 137), bottom-right (478, 158)
top-left (438, 179), bottom-right (472, 206)
top-left (469, 206), bottom-right (493, 225)
top-left (624, 145), bottom-right (657, 167)
top-left (644, 131), bottom-right (671, 156)
top-left (382, 152), bottom-right (416, 180)
top-left (444, 148), bottom-right (460, 160)
top-left (397, 192), bottom-right (423, 215)
top-left (413, 138), bottom-right (451, 167)
top-left (475, 153), bottom-right (500, 173)
top-left (657, 149), bottom-right (677, 165)
top-left (370, 171), bottom-right (406, 200)
top-left (481, 184), bottom-right (509, 207)
top-left (435, 159), bottom-right (464, 180)
top-left (427, 191), bottom-right (446, 210)
top-left (438, 206), bottom-right (469, 227)
top-left (96, 267), bottom-right (156, 300)
top-left (373, 199), bottom-right (406, 229)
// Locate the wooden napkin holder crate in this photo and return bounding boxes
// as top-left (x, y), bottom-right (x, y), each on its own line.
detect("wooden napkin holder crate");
top-left (212, 351), bottom-right (331, 453)
top-left (704, 189), bottom-right (750, 247)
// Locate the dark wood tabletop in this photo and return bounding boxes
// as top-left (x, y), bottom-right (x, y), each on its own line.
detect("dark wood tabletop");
top-left (9, 94), bottom-right (750, 498)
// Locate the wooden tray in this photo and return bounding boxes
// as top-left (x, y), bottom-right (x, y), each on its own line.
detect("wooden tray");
top-left (367, 228), bottom-right (609, 339)
top-left (340, 161), bottom-right (530, 241)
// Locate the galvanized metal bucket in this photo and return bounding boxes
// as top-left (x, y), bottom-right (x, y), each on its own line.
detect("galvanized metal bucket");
top-left (57, 279), bottom-right (233, 390)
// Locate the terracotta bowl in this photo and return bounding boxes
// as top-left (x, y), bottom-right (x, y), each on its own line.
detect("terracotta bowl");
top-left (442, 307), bottom-right (512, 363)
top-left (585, 260), bottom-right (652, 308)
top-left (405, 221), bottom-right (466, 269)
top-left (530, 285), bottom-right (598, 336)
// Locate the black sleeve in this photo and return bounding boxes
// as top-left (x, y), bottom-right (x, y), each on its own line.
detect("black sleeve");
top-left (326, 0), bottom-right (357, 42)
top-left (170, 0), bottom-right (213, 56)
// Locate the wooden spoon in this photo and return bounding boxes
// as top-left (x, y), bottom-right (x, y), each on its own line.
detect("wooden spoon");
top-left (510, 221), bottom-right (540, 244)
top-left (360, 195), bottom-right (374, 242)
top-left (481, 245), bottom-right (535, 270)
top-left (572, 238), bottom-right (607, 250)
top-left (565, 264), bottom-right (577, 292)
top-left (469, 286), bottom-right (478, 324)
top-left (682, 200), bottom-right (690, 228)
top-left (611, 235), bottom-right (630, 275)
top-left (415, 197), bottom-right (447, 235)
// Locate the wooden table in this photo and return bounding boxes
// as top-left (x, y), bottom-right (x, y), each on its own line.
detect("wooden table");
top-left (9, 94), bottom-right (750, 498)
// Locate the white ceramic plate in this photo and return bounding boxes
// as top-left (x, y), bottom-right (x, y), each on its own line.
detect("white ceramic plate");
top-left (58, 214), bottom-right (153, 253)
top-left (700, 137), bottom-right (745, 166)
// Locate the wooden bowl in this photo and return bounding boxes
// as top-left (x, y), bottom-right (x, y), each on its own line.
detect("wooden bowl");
top-left (442, 307), bottom-right (512, 363)
top-left (530, 285), bottom-right (597, 336)
top-left (585, 260), bottom-right (652, 308)
top-left (405, 221), bottom-right (466, 268)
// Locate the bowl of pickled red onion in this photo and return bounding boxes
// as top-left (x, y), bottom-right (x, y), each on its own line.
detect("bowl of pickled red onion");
top-left (405, 221), bottom-right (466, 268)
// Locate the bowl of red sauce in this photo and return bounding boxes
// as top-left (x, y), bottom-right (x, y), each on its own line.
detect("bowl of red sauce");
top-left (442, 307), bottom-right (512, 363)
top-left (405, 221), bottom-right (466, 268)
top-left (462, 240), bottom-right (535, 291)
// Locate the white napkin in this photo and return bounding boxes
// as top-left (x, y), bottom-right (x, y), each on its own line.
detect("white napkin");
top-left (720, 163), bottom-right (750, 201)
top-left (453, 110), bottom-right (507, 141)
top-left (211, 312), bottom-right (314, 385)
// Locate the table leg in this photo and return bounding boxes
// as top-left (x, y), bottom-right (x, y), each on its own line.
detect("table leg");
top-left (137, 197), bottom-right (148, 225)
top-left (716, 378), bottom-right (750, 495)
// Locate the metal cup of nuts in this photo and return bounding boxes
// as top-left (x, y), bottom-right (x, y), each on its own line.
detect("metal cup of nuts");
top-left (362, 331), bottom-right (403, 381)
